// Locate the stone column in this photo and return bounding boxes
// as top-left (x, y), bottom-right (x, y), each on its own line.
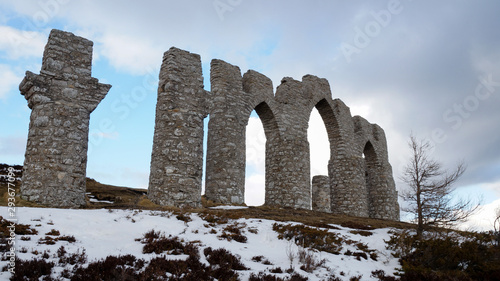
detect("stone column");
top-left (205, 60), bottom-right (246, 205)
top-left (265, 138), bottom-right (311, 209)
top-left (19, 29), bottom-right (111, 208)
top-left (330, 155), bottom-right (369, 217)
top-left (366, 126), bottom-right (400, 221)
top-left (267, 78), bottom-right (311, 209)
top-left (312, 175), bottom-right (331, 213)
top-left (148, 47), bottom-right (207, 208)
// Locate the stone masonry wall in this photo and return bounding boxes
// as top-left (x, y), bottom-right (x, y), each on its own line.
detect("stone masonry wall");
top-left (352, 116), bottom-right (400, 220)
top-left (205, 60), bottom-right (247, 205)
top-left (19, 29), bottom-right (111, 207)
top-left (312, 175), bottom-right (331, 213)
top-left (149, 48), bottom-right (399, 219)
top-left (21, 30), bottom-right (399, 220)
top-left (148, 47), bottom-right (207, 208)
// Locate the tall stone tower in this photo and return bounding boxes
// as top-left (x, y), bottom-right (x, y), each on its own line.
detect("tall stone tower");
top-left (19, 29), bottom-right (111, 207)
top-left (205, 60), bottom-right (248, 205)
top-left (148, 47), bottom-right (208, 208)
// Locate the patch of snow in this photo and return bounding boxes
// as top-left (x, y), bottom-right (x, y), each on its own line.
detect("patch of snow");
top-left (209, 205), bottom-right (249, 210)
top-left (88, 198), bottom-right (114, 204)
top-left (0, 207), bottom-right (401, 280)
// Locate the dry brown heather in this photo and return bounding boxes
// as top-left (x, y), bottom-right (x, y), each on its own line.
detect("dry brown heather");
top-left (1, 175), bottom-right (411, 231)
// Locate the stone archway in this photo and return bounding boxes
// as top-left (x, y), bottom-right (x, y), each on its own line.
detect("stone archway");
top-left (363, 141), bottom-right (378, 216)
top-left (310, 99), bottom-right (339, 212)
top-left (20, 31), bottom-right (400, 221)
top-left (245, 102), bottom-right (281, 206)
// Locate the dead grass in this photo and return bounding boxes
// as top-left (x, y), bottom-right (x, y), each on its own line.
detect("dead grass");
top-left (0, 164), bottom-right (415, 230)
top-left (85, 178), bottom-right (147, 208)
top-left (206, 206), bottom-right (415, 230)
top-left (0, 165), bottom-right (43, 208)
top-left (136, 195), bottom-right (159, 208)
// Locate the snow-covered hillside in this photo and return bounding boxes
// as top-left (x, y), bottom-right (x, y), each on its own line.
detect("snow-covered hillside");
top-left (1, 206), bottom-right (401, 280)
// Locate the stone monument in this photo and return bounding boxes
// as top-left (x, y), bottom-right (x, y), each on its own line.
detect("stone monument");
top-left (20, 30), bottom-right (399, 221)
top-left (19, 29), bottom-right (111, 207)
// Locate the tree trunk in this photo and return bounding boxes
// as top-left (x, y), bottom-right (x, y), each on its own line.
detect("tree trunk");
top-left (416, 189), bottom-right (423, 238)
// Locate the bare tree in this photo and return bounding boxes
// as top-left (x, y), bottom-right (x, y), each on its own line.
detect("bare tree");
top-left (494, 206), bottom-right (500, 246)
top-left (400, 135), bottom-right (480, 237)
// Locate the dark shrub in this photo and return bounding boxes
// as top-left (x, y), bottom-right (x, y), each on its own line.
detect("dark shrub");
top-left (371, 270), bottom-right (397, 281)
top-left (58, 235), bottom-right (76, 243)
top-left (204, 247), bottom-right (248, 270)
top-left (204, 247), bottom-right (247, 280)
top-left (71, 255), bottom-right (140, 281)
top-left (45, 229), bottom-right (60, 236)
top-left (140, 230), bottom-right (194, 255)
top-left (219, 223), bottom-right (248, 243)
top-left (387, 231), bottom-right (500, 281)
top-left (249, 272), bottom-right (285, 281)
top-left (175, 213), bottom-right (192, 223)
top-left (11, 259), bottom-right (54, 281)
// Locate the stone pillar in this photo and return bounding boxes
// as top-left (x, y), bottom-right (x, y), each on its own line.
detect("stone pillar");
top-left (265, 138), bottom-right (311, 209)
top-left (366, 126), bottom-right (400, 221)
top-left (148, 47), bottom-right (207, 208)
top-left (241, 70), bottom-right (282, 207)
top-left (312, 175), bottom-right (331, 213)
top-left (330, 155), bottom-right (369, 217)
top-left (368, 162), bottom-right (399, 220)
top-left (19, 29), bottom-right (111, 207)
top-left (205, 60), bottom-right (246, 205)
top-left (266, 78), bottom-right (311, 209)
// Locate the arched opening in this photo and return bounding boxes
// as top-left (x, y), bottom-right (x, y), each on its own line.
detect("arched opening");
top-left (201, 114), bottom-right (209, 197)
top-left (314, 99), bottom-right (341, 153)
top-left (244, 101), bottom-right (280, 206)
top-left (245, 110), bottom-right (266, 206)
top-left (363, 141), bottom-right (378, 215)
top-left (308, 107), bottom-right (330, 178)
top-left (309, 98), bottom-right (342, 212)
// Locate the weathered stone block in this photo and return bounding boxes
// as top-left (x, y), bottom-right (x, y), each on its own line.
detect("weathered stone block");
top-left (20, 29), bottom-right (111, 208)
top-left (22, 30), bottom-right (400, 220)
top-left (312, 175), bottom-right (331, 213)
top-left (148, 47), bottom-right (207, 208)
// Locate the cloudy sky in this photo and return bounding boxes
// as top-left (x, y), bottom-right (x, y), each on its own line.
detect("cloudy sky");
top-left (1, 1), bottom-right (499, 229)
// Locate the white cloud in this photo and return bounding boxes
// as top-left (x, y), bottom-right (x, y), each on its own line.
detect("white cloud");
top-left (482, 181), bottom-right (500, 198)
top-left (0, 64), bottom-right (22, 100)
top-left (349, 103), bottom-right (372, 118)
top-left (0, 25), bottom-right (46, 59)
top-left (309, 109), bottom-right (329, 177)
top-left (460, 198), bottom-right (500, 232)
top-left (0, 135), bottom-right (26, 156)
top-left (97, 33), bottom-right (163, 76)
